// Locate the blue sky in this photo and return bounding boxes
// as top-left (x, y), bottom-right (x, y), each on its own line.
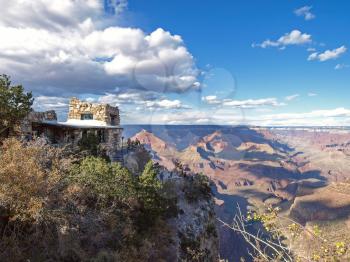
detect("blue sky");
top-left (1, 0), bottom-right (349, 125)
top-left (127, 1), bottom-right (350, 106)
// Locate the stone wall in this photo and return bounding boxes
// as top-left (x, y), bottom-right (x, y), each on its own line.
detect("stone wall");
top-left (28, 110), bottom-right (57, 122)
top-left (68, 97), bottom-right (120, 125)
top-left (19, 110), bottom-right (57, 134)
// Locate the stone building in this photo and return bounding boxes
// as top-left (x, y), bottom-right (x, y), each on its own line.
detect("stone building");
top-left (21, 98), bottom-right (123, 160)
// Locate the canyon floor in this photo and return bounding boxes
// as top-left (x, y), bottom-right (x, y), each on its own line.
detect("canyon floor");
top-left (123, 125), bottom-right (350, 261)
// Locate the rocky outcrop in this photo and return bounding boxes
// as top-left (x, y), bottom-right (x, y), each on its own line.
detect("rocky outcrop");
top-left (158, 168), bottom-right (219, 261)
top-left (289, 183), bottom-right (350, 224)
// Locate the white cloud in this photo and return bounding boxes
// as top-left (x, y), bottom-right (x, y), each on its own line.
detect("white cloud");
top-left (0, 0), bottom-right (104, 30)
top-left (33, 96), bottom-right (69, 110)
top-left (285, 94), bottom-right (299, 101)
top-left (294, 6), bottom-right (315, 21)
top-left (201, 95), bottom-right (221, 105)
top-left (202, 96), bottom-right (285, 108)
top-left (223, 98), bottom-right (285, 108)
top-left (278, 30), bottom-right (312, 45)
top-left (125, 107), bottom-right (350, 126)
top-left (335, 63), bottom-right (349, 70)
top-left (307, 47), bottom-right (316, 52)
top-left (97, 91), bottom-right (190, 111)
top-left (308, 92), bottom-right (317, 97)
top-left (308, 46), bottom-right (347, 62)
top-left (254, 30), bottom-right (312, 48)
top-left (145, 99), bottom-right (191, 110)
top-left (257, 108), bottom-right (350, 126)
top-left (33, 96), bottom-right (70, 120)
top-left (0, 0), bottom-right (199, 97)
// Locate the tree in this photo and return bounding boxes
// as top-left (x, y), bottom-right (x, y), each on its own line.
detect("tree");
top-left (0, 74), bottom-right (33, 137)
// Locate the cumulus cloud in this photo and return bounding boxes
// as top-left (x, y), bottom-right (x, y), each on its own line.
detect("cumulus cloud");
top-left (285, 94), bottom-right (299, 101)
top-left (0, 0), bottom-right (200, 98)
top-left (0, 0), bottom-right (104, 30)
top-left (294, 6), bottom-right (315, 21)
top-left (308, 92), bottom-right (318, 97)
top-left (253, 30), bottom-right (312, 49)
top-left (308, 46), bottom-right (347, 62)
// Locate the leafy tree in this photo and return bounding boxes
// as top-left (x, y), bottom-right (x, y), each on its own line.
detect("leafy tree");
top-left (0, 75), bottom-right (33, 137)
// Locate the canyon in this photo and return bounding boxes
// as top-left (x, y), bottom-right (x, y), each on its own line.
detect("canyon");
top-left (123, 125), bottom-right (350, 261)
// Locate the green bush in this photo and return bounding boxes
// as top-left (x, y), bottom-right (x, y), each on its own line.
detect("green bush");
top-left (69, 156), bottom-right (137, 205)
top-left (184, 173), bottom-right (212, 202)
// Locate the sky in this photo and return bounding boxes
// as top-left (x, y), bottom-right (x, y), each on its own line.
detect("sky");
top-left (0, 0), bottom-right (350, 126)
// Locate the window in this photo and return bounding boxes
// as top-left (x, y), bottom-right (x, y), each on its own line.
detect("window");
top-left (81, 113), bottom-right (93, 120)
top-left (98, 130), bottom-right (106, 143)
top-left (110, 114), bottom-right (117, 125)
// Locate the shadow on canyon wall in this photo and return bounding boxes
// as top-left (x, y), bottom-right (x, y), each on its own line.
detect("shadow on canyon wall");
top-left (290, 199), bottom-right (350, 225)
top-left (123, 125), bottom-right (294, 152)
top-left (212, 183), bottom-right (254, 262)
top-left (238, 163), bottom-right (325, 182)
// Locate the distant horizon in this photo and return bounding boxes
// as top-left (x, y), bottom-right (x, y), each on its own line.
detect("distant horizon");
top-left (121, 124), bottom-right (350, 129)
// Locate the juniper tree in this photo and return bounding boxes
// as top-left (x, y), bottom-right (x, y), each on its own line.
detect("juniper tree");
top-left (0, 75), bottom-right (33, 137)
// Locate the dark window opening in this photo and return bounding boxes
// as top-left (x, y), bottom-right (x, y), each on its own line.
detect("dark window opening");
top-left (82, 130), bottom-right (87, 139)
top-left (98, 130), bottom-right (106, 143)
top-left (81, 113), bottom-right (93, 120)
top-left (110, 115), bottom-right (117, 125)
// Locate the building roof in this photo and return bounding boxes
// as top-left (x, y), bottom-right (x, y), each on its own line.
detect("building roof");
top-left (39, 119), bottom-right (122, 129)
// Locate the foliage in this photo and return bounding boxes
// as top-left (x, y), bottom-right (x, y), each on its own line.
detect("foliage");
top-left (0, 138), bottom-right (64, 221)
top-left (179, 233), bottom-right (210, 262)
top-left (140, 160), bottom-right (161, 189)
top-left (77, 131), bottom-right (109, 160)
top-left (127, 138), bottom-right (141, 150)
top-left (69, 156), bottom-right (137, 205)
top-left (0, 74), bottom-right (33, 137)
top-left (0, 139), bottom-right (179, 261)
top-left (184, 173), bottom-right (212, 202)
top-left (137, 160), bottom-right (177, 229)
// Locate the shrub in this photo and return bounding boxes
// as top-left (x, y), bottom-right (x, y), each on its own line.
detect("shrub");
top-left (69, 156), bottom-right (137, 206)
top-left (0, 138), bottom-right (63, 221)
top-left (0, 141), bottom-right (179, 261)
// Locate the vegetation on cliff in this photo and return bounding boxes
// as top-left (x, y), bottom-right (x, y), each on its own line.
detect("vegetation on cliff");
top-left (0, 138), bottom-right (218, 261)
